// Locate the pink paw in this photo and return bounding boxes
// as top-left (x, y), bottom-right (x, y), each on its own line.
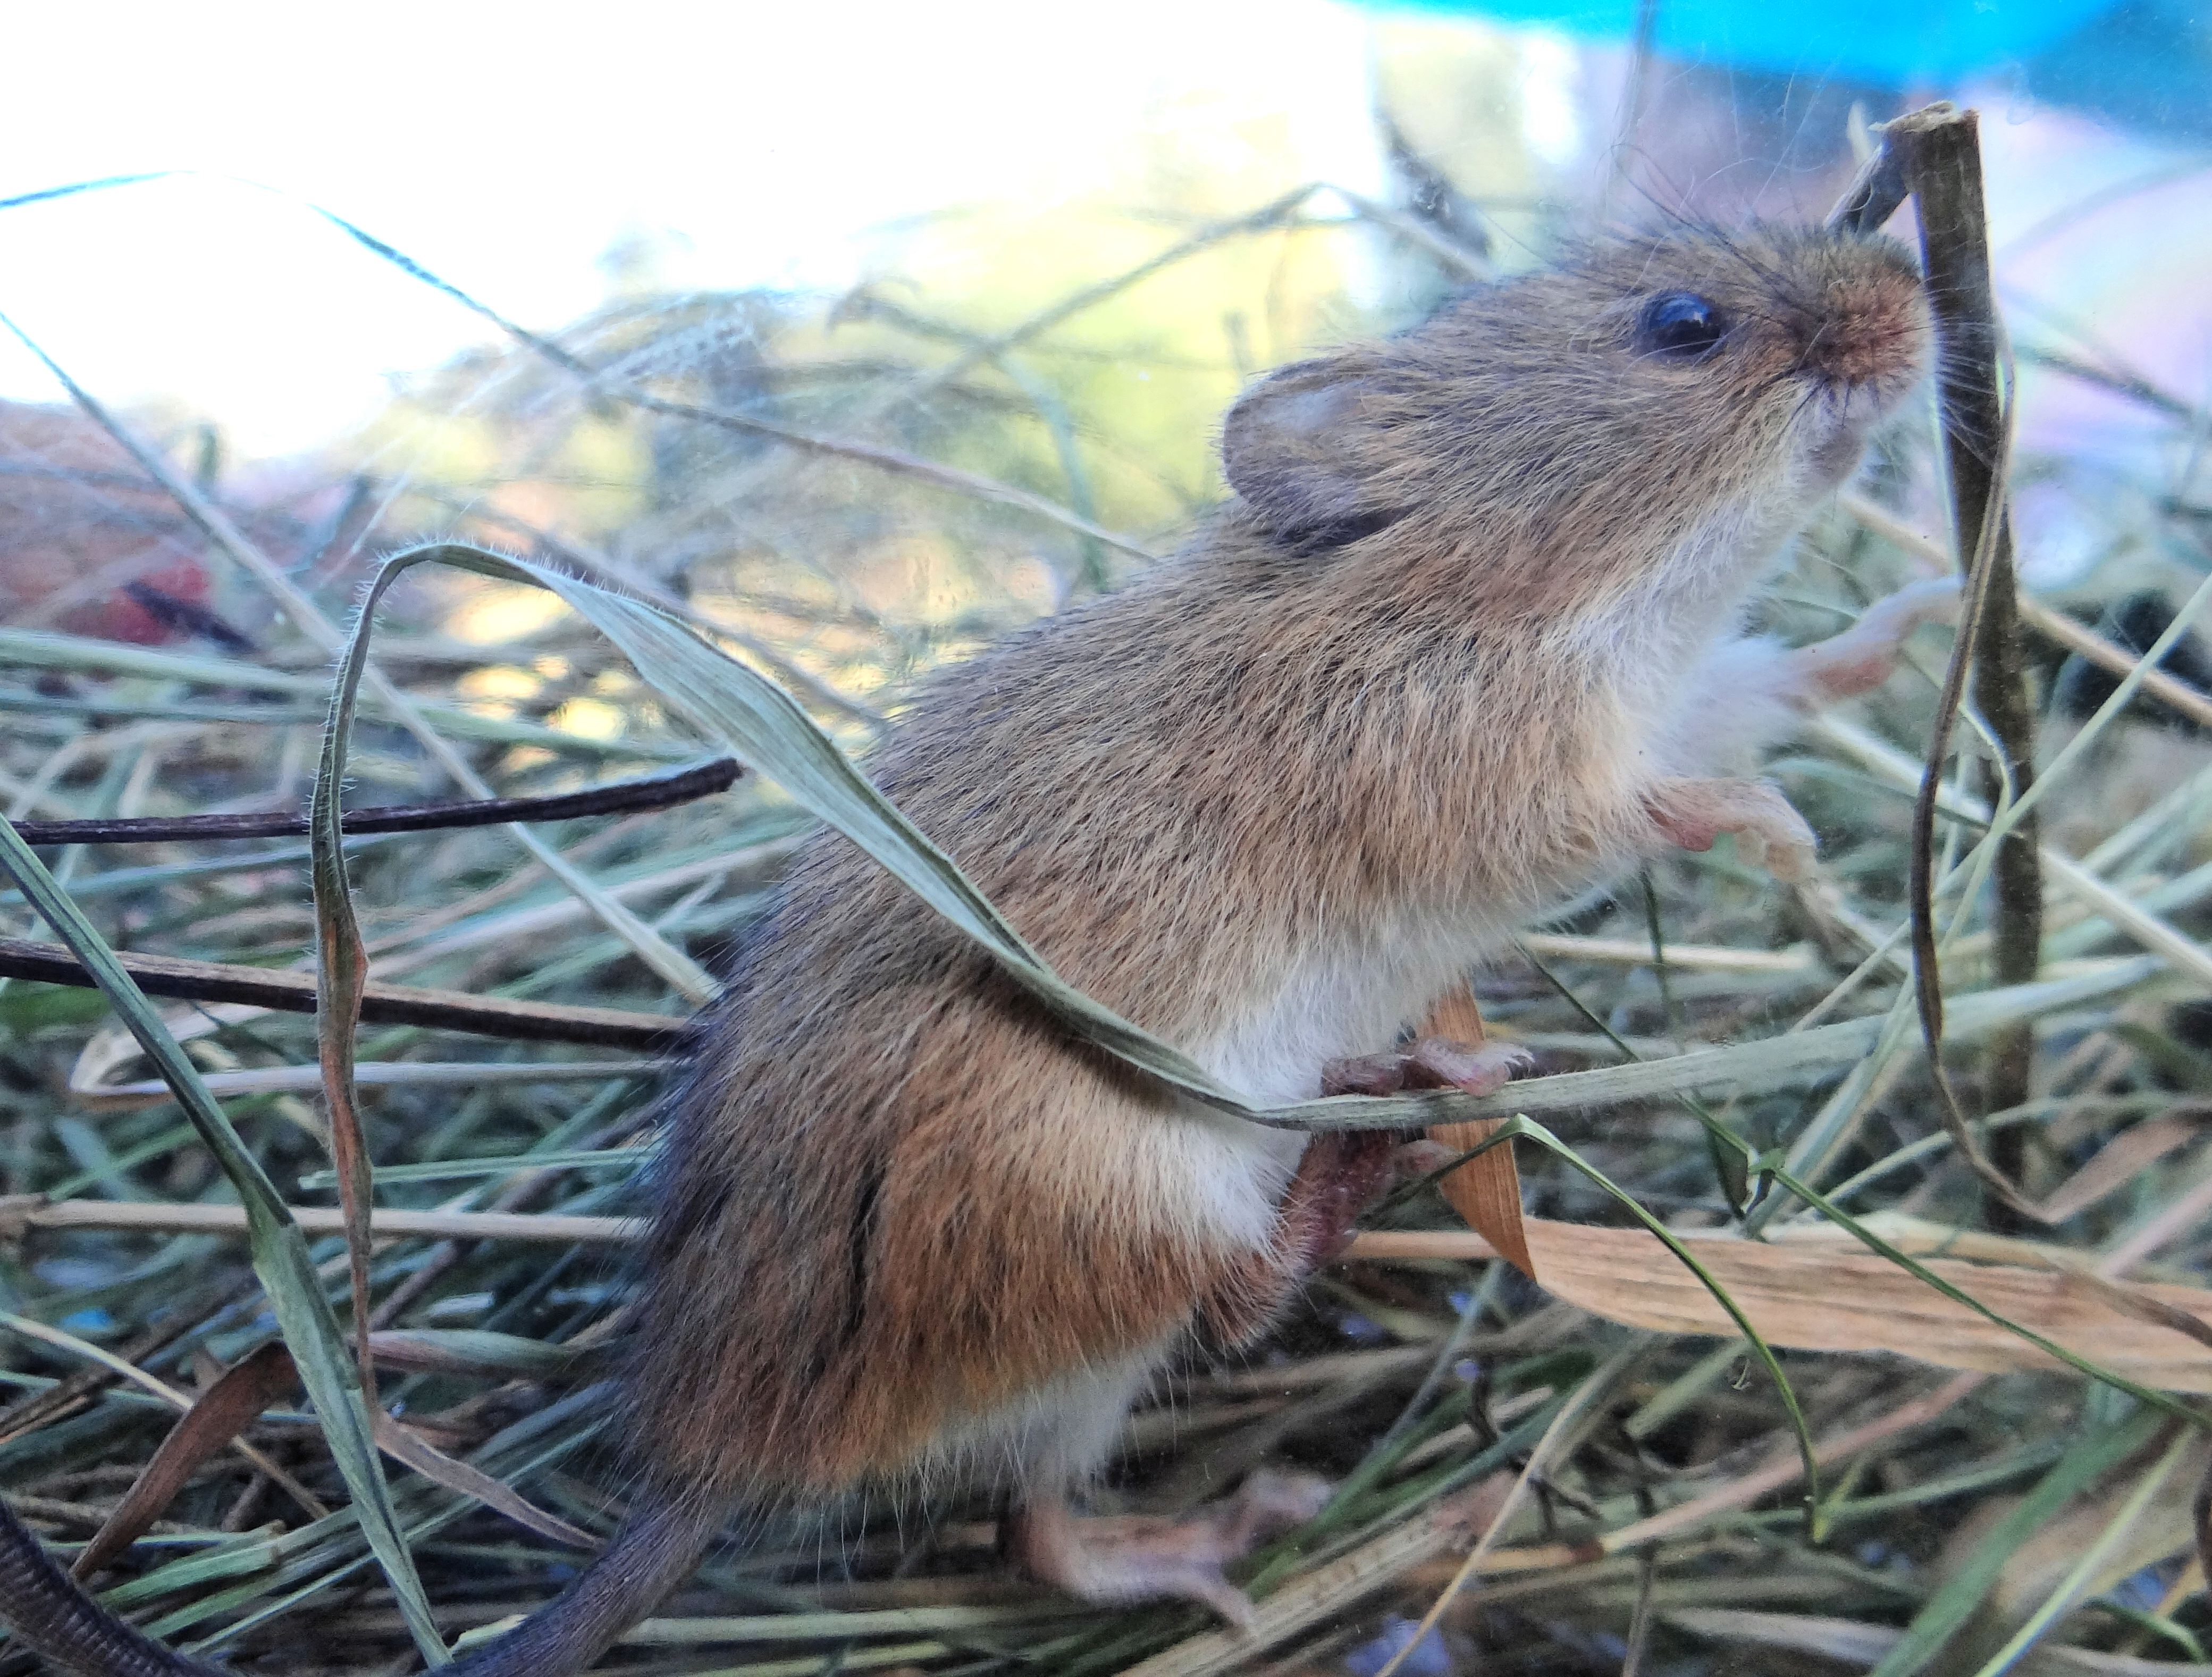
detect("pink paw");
top-left (1646, 777), bottom-right (1817, 883)
top-left (1007, 1470), bottom-right (1333, 1629)
top-left (1321, 1038), bottom-right (1533, 1099)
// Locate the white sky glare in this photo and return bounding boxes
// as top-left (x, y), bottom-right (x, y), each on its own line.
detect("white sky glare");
top-left (0, 0), bottom-right (1378, 454)
top-left (3, 1), bottom-right (2202, 481)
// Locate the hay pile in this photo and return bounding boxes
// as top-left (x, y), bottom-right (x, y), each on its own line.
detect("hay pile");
top-left (3, 121), bottom-right (2211, 1677)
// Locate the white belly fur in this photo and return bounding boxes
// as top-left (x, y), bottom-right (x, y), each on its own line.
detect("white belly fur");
top-left (928, 1339), bottom-right (1172, 1493)
top-left (1149, 904), bottom-right (1520, 1256)
top-left (954, 917), bottom-right (1511, 1489)
top-left (971, 910), bottom-right (1523, 1490)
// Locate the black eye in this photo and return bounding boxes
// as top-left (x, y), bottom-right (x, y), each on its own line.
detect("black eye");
top-left (1634, 291), bottom-right (1728, 360)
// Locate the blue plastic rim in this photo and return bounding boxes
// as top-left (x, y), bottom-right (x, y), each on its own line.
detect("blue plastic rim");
top-left (1356, 0), bottom-right (2120, 84)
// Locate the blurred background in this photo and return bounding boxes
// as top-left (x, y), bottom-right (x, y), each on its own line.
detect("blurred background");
top-left (3, 0), bottom-right (2210, 668)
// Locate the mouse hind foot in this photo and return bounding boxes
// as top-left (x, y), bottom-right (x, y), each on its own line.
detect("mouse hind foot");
top-left (1004, 1470), bottom-right (1330, 1629)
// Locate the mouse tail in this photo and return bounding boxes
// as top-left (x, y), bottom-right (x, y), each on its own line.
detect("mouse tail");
top-left (1, 1491), bottom-right (229, 1677)
top-left (0, 1486), bottom-right (732, 1677)
top-left (445, 1489), bottom-right (729, 1676)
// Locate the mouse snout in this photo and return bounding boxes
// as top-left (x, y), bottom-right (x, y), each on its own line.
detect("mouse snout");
top-left (1788, 251), bottom-right (1930, 397)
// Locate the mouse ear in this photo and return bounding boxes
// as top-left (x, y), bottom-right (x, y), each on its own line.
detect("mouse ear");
top-left (1222, 362), bottom-right (1402, 552)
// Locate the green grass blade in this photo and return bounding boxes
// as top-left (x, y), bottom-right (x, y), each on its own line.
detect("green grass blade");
top-left (0, 817), bottom-right (450, 1666)
top-left (1865, 1408), bottom-right (2163, 1677)
top-left (1460, 1116), bottom-right (1825, 1533)
top-left (1964, 1426), bottom-right (2194, 1677)
top-left (1770, 1163), bottom-right (2202, 1423)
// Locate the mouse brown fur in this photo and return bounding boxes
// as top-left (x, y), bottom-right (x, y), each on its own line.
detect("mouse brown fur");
top-left (0, 222), bottom-right (1942, 1674)
top-left (634, 224), bottom-right (1932, 1497)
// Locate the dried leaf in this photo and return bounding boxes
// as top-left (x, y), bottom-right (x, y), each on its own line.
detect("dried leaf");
top-left (73, 1344), bottom-right (301, 1579)
top-left (1417, 985), bottom-right (1534, 1277)
top-left (1493, 1220), bottom-right (2212, 1391)
top-left (368, 1412), bottom-right (599, 1552)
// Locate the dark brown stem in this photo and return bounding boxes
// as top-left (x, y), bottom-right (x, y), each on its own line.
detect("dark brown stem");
top-left (1832, 105), bottom-right (2046, 1225)
top-left (1823, 106), bottom-right (1928, 235)
top-left (1906, 111), bottom-right (2046, 1220)
top-left (0, 938), bottom-right (679, 1051)
top-left (9, 758), bottom-right (741, 846)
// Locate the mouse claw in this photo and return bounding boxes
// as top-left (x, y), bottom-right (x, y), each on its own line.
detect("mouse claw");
top-left (1217, 1468), bottom-right (1334, 1544)
top-left (1733, 812), bottom-right (1818, 883)
top-left (1389, 1138), bottom-right (1461, 1181)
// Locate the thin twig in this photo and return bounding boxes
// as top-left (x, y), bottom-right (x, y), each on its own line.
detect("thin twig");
top-left (866, 183), bottom-right (1325, 412)
top-left (9, 758), bottom-right (741, 845)
top-left (616, 386), bottom-right (1162, 559)
top-left (313, 205), bottom-right (1163, 562)
top-left (0, 1197), bottom-right (643, 1246)
top-left (0, 937), bottom-right (682, 1049)
top-left (0, 1200), bottom-right (1499, 1255)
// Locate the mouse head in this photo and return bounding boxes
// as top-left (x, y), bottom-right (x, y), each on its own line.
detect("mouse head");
top-left (1222, 225), bottom-right (1929, 607)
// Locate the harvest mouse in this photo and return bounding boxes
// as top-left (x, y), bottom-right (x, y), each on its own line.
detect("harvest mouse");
top-left (0, 223), bottom-right (1949, 1674)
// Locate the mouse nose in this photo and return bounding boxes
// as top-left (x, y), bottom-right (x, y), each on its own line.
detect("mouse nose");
top-left (1795, 271), bottom-right (1929, 390)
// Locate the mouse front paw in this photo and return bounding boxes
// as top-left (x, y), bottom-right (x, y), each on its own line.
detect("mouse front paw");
top-left (1645, 776), bottom-right (1816, 883)
top-left (1788, 574), bottom-right (1961, 703)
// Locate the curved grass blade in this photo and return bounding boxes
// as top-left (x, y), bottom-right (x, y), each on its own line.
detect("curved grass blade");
top-left (330, 544), bottom-right (1287, 1122)
top-left (1471, 1117), bottom-right (1825, 1533)
top-left (332, 545), bottom-right (2158, 1139)
top-left (310, 610), bottom-right (383, 1398)
top-left (0, 818), bottom-right (450, 1664)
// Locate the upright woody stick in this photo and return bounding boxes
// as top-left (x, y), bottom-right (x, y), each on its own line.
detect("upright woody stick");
top-left (1830, 104), bottom-right (2046, 1223)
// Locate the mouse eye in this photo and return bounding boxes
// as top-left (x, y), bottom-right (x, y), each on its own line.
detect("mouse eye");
top-left (1634, 291), bottom-right (1728, 360)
